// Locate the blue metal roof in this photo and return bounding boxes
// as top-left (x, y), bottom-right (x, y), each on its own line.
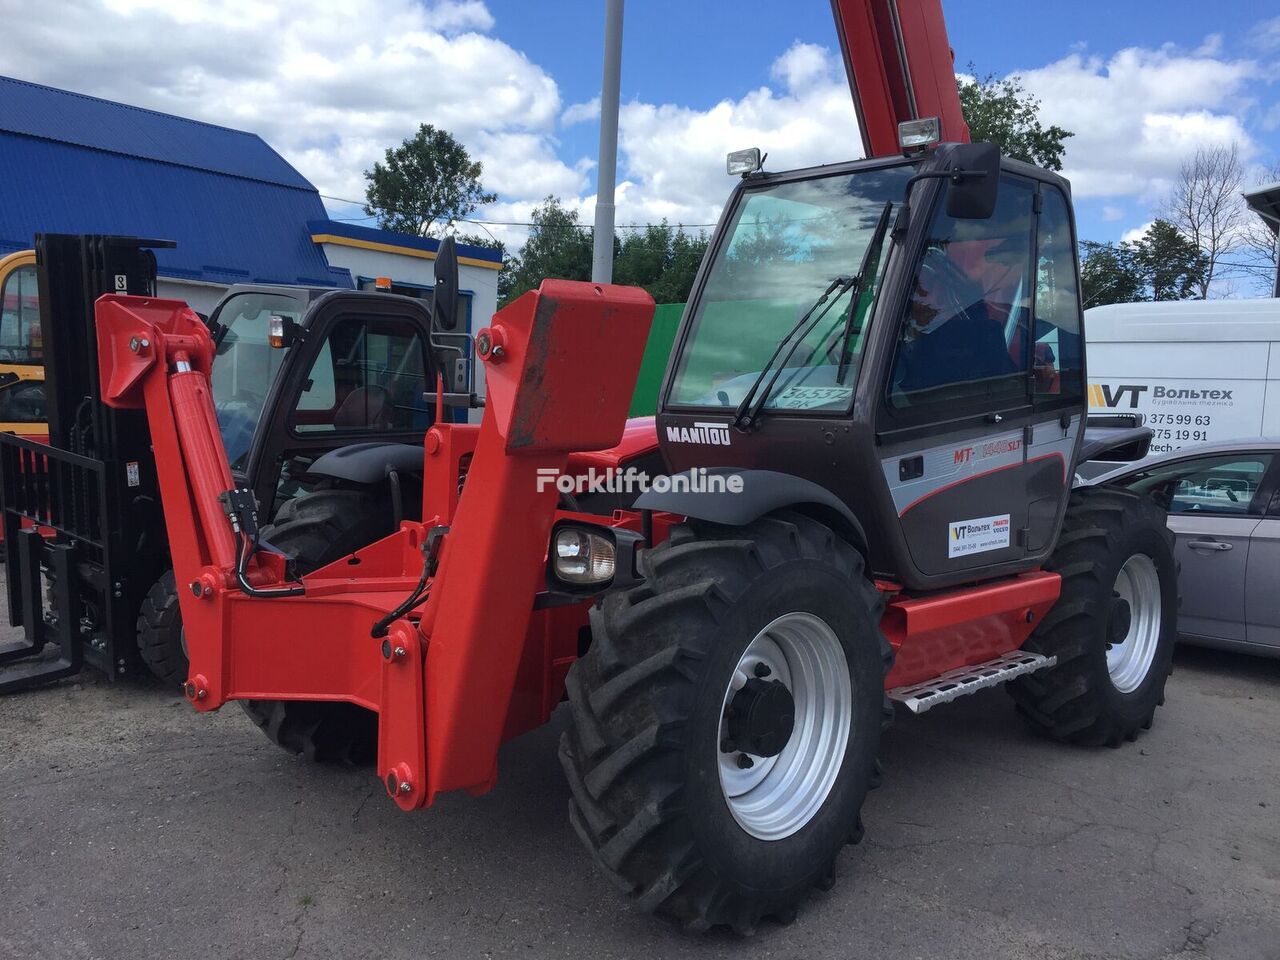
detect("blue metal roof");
top-left (0, 76), bottom-right (351, 288)
top-left (308, 219), bottom-right (505, 265)
top-left (0, 76), bottom-right (312, 189)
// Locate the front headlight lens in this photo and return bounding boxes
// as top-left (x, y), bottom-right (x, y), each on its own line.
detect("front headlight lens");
top-left (554, 527), bottom-right (616, 585)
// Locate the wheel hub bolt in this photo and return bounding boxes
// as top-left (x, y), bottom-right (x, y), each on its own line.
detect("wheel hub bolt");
top-left (753, 662), bottom-right (771, 678)
top-left (737, 753), bottom-right (754, 769)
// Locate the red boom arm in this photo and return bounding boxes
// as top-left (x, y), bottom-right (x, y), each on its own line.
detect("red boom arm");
top-left (830, 0), bottom-right (970, 157)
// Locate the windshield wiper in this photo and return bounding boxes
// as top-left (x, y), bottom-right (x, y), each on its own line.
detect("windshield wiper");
top-left (764, 201), bottom-right (897, 406)
top-left (732, 275), bottom-right (854, 431)
top-left (732, 199), bottom-right (895, 431)
top-left (836, 201), bottom-right (893, 382)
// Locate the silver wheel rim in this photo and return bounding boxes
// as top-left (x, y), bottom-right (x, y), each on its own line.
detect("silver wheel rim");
top-left (717, 612), bottom-right (852, 841)
top-left (1108, 554), bottom-right (1162, 694)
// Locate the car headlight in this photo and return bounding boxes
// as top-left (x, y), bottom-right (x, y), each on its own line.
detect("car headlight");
top-left (553, 526), bottom-right (617, 585)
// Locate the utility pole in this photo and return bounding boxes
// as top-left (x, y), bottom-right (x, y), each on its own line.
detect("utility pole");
top-left (591, 0), bottom-right (623, 284)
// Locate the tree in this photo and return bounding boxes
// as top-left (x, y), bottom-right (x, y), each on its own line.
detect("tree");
top-left (499, 199), bottom-right (710, 307)
top-left (1160, 143), bottom-right (1248, 299)
top-left (613, 222), bottom-right (710, 304)
top-left (364, 124), bottom-right (496, 237)
top-left (1080, 219), bottom-right (1206, 307)
top-left (1080, 240), bottom-right (1145, 308)
top-left (499, 197), bottom-right (593, 304)
top-left (1132, 220), bottom-right (1208, 302)
top-left (957, 69), bottom-right (1073, 171)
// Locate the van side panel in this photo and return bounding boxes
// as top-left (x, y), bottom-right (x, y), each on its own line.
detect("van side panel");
top-left (1088, 339), bottom-right (1270, 455)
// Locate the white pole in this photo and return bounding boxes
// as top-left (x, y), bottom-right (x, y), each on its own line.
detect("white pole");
top-left (592, 0), bottom-right (623, 284)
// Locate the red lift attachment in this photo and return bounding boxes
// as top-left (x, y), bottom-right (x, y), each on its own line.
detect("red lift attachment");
top-left (95, 281), bottom-right (655, 808)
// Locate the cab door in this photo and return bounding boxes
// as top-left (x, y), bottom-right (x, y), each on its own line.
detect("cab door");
top-left (242, 292), bottom-right (437, 518)
top-left (0, 250), bottom-right (47, 438)
top-left (875, 175), bottom-right (1078, 586)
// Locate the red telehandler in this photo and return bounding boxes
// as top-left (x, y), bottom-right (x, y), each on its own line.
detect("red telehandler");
top-left (25, 0), bottom-right (1174, 933)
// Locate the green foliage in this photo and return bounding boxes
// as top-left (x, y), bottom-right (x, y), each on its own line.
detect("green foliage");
top-left (613, 224), bottom-right (710, 305)
top-left (363, 124), bottom-right (496, 236)
top-left (499, 197), bottom-right (709, 306)
top-left (499, 197), bottom-right (593, 304)
top-left (1080, 219), bottom-right (1208, 307)
top-left (958, 69), bottom-right (1073, 171)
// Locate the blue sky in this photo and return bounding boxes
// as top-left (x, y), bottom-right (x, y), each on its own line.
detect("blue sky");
top-left (482, 0), bottom-right (1280, 245)
top-left (3, 0), bottom-right (1277, 267)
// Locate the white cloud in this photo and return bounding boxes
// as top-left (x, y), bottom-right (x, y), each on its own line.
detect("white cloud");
top-left (3, 4), bottom-right (1272, 259)
top-left (426, 0), bottom-right (494, 32)
top-left (770, 42), bottom-right (832, 92)
top-left (1122, 221), bottom-right (1155, 244)
top-left (562, 97), bottom-right (601, 127)
top-left (0, 0), bottom-right (581, 216)
top-left (1015, 46), bottom-right (1259, 200)
top-left (1250, 15), bottom-right (1280, 52)
top-left (612, 42), bottom-right (861, 229)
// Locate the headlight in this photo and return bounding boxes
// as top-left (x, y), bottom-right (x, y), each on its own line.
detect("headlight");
top-left (553, 527), bottom-right (616, 585)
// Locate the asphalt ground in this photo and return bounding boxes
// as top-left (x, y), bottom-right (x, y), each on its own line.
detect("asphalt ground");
top-left (1, 598), bottom-right (1277, 960)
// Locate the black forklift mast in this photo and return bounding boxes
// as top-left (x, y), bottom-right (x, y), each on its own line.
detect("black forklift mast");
top-left (0, 234), bottom-right (174, 692)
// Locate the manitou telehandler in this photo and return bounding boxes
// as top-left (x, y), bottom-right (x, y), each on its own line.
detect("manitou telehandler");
top-left (0, 233), bottom-right (474, 694)
top-left (12, 0), bottom-right (1177, 933)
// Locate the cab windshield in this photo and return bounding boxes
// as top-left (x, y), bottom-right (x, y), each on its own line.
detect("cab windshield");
top-left (668, 163), bottom-right (914, 411)
top-left (210, 291), bottom-right (303, 470)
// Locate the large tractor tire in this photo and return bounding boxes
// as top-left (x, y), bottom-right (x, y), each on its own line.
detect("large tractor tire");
top-left (1009, 486), bottom-right (1178, 747)
top-left (561, 512), bottom-right (892, 933)
top-left (136, 570), bottom-right (188, 687)
top-left (239, 487), bottom-right (391, 764)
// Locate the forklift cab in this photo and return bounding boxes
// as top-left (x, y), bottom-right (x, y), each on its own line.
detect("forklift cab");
top-left (207, 286), bottom-right (461, 522)
top-left (655, 142), bottom-right (1088, 592)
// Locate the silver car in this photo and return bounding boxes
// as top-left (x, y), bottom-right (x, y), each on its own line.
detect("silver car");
top-left (1091, 440), bottom-right (1280, 658)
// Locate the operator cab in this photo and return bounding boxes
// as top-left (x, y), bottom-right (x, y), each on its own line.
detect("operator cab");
top-left (656, 141), bottom-right (1086, 591)
top-left (208, 237), bottom-right (475, 523)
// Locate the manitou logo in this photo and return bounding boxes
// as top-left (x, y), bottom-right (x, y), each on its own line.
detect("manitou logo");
top-left (1088, 383), bottom-right (1149, 409)
top-left (665, 421), bottom-right (732, 445)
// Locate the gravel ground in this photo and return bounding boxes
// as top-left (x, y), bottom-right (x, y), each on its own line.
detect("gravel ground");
top-left (1, 611), bottom-right (1277, 960)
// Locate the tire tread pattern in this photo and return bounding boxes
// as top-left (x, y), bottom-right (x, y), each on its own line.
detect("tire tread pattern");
top-left (560, 511), bottom-right (892, 933)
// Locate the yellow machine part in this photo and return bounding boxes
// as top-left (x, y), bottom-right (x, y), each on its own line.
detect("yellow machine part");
top-left (0, 249), bottom-right (47, 439)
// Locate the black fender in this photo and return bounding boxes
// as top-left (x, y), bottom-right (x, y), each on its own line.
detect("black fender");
top-left (634, 467), bottom-right (869, 559)
top-left (306, 442), bottom-right (423, 484)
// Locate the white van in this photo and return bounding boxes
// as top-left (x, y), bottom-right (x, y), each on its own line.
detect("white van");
top-left (1086, 298), bottom-right (1280, 455)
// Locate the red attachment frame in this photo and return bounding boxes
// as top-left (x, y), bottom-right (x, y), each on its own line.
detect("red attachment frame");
top-left (830, 0), bottom-right (970, 157)
top-left (94, 282), bottom-right (655, 809)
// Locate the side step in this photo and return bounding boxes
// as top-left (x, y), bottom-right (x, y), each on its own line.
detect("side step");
top-left (887, 650), bottom-right (1057, 715)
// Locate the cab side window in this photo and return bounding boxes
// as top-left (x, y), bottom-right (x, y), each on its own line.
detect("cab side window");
top-left (0, 264), bottom-right (42, 364)
top-left (1117, 454), bottom-right (1272, 515)
top-left (1032, 188), bottom-right (1083, 401)
top-left (887, 176), bottom-right (1035, 416)
top-left (290, 318), bottom-right (430, 434)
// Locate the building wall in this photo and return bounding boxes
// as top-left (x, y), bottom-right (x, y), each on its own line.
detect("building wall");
top-left (317, 242), bottom-right (498, 323)
top-left (158, 278), bottom-right (230, 316)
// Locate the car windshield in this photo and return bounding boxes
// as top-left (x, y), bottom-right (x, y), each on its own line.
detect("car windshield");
top-left (668, 163), bottom-right (914, 411)
top-left (210, 291), bottom-right (302, 470)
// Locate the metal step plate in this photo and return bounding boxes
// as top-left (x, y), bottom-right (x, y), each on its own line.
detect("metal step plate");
top-left (887, 650), bottom-right (1057, 715)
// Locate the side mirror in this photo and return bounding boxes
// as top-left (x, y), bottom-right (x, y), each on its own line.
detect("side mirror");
top-left (432, 235), bottom-right (460, 332)
top-left (944, 142), bottom-right (1001, 220)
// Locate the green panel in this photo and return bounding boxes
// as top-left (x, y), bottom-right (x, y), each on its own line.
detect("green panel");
top-left (628, 302), bottom-right (685, 416)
